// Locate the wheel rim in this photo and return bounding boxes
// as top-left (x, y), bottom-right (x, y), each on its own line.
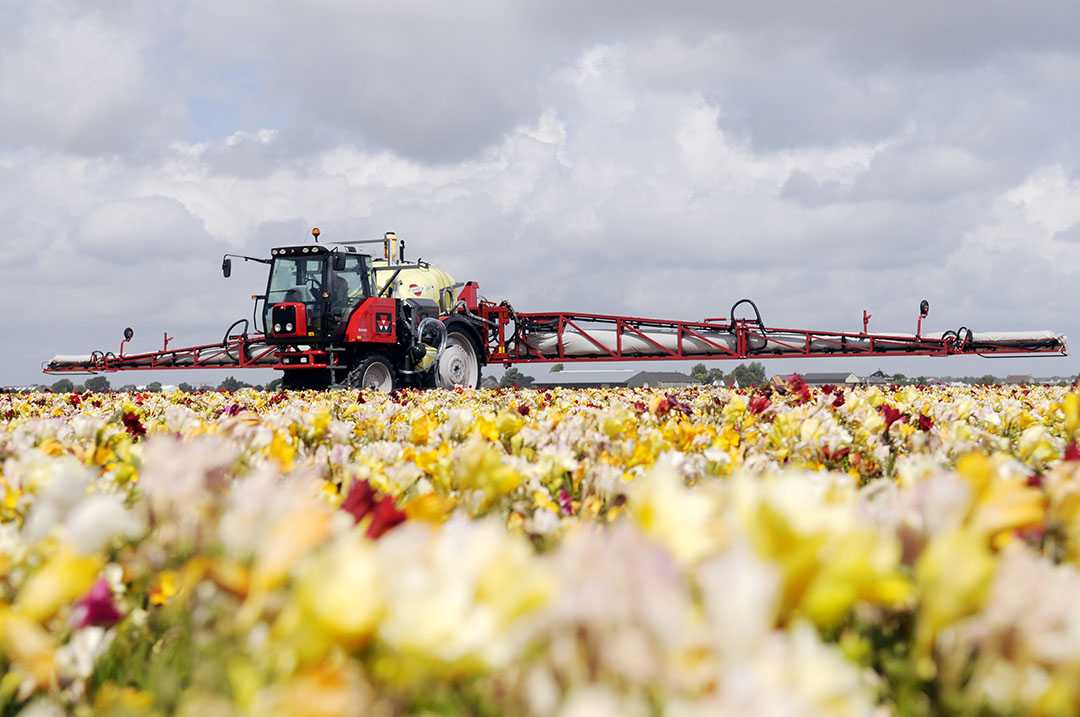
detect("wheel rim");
top-left (436, 332), bottom-right (479, 389)
top-left (362, 361), bottom-right (394, 391)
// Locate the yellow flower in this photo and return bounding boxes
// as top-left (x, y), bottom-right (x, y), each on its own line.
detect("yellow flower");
top-left (0, 606), bottom-right (56, 689)
top-left (408, 414), bottom-right (432, 445)
top-left (914, 528), bottom-right (996, 660)
top-left (631, 467), bottom-right (726, 565)
top-left (268, 431), bottom-right (296, 472)
top-left (452, 438), bottom-right (523, 511)
top-left (149, 570), bottom-right (179, 606)
top-left (295, 532), bottom-right (384, 649)
top-left (1064, 392), bottom-right (1080, 439)
top-left (16, 546), bottom-right (104, 622)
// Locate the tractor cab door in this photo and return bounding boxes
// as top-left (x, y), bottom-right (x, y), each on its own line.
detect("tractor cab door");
top-left (327, 254), bottom-right (373, 335)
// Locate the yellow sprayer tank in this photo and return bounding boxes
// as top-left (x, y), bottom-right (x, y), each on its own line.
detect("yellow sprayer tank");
top-left (372, 258), bottom-right (458, 314)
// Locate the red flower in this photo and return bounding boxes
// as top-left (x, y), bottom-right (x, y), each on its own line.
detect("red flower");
top-left (656, 395), bottom-right (692, 418)
top-left (341, 480), bottom-right (406, 539)
top-left (917, 413), bottom-right (934, 432)
top-left (1065, 442), bottom-right (1080, 462)
top-left (558, 489), bottom-right (574, 515)
top-left (881, 405), bottom-right (902, 431)
top-left (749, 395), bottom-right (771, 415)
top-left (832, 392), bottom-right (845, 408)
top-left (517, 404), bottom-right (530, 416)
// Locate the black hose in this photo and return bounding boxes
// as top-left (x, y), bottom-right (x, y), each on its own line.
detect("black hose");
top-left (730, 298), bottom-right (768, 352)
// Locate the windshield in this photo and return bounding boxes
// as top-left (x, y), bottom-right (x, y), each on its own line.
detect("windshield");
top-left (266, 256), bottom-right (325, 304)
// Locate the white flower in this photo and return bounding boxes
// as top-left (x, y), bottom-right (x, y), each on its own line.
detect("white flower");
top-left (65, 493), bottom-right (144, 553)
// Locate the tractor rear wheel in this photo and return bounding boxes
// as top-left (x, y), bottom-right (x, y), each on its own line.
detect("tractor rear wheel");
top-left (347, 354), bottom-right (396, 392)
top-left (435, 330), bottom-right (481, 389)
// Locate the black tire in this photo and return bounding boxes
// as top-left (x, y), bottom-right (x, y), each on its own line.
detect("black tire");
top-left (435, 328), bottom-right (482, 389)
top-left (282, 369), bottom-right (330, 390)
top-left (347, 354), bottom-right (396, 392)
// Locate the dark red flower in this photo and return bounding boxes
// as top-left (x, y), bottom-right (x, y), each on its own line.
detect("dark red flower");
top-left (917, 413), bottom-right (934, 432)
top-left (72, 579), bottom-right (123, 628)
top-left (341, 480), bottom-right (406, 539)
top-left (656, 395), bottom-right (692, 418)
top-left (517, 404), bottom-right (530, 416)
top-left (558, 489), bottom-right (574, 515)
top-left (821, 385), bottom-right (835, 396)
top-left (121, 411), bottom-right (146, 438)
top-left (366, 496), bottom-right (408, 539)
top-left (832, 391), bottom-right (845, 408)
top-left (881, 405), bottom-right (903, 431)
top-left (1065, 441), bottom-right (1080, 462)
top-left (749, 395), bottom-right (771, 415)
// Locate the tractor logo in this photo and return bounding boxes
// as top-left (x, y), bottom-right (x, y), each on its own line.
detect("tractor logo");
top-left (409, 284), bottom-right (423, 296)
top-left (375, 312), bottom-right (393, 334)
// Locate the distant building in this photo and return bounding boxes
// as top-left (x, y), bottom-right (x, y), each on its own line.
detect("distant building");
top-left (773, 372), bottom-right (860, 386)
top-left (534, 369), bottom-right (696, 389)
top-left (863, 369), bottom-right (893, 385)
top-left (1004, 374), bottom-right (1034, 385)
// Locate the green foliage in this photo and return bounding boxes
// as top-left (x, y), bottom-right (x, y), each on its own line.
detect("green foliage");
top-left (84, 375), bottom-right (111, 392)
top-left (500, 367), bottom-right (534, 388)
top-left (550, 363), bottom-right (564, 373)
top-left (730, 361), bottom-right (766, 387)
top-left (690, 363), bottom-right (709, 383)
top-left (50, 378), bottom-right (74, 393)
top-left (146, 382), bottom-right (163, 392)
top-left (178, 382), bottom-right (195, 393)
top-left (218, 376), bottom-right (252, 392)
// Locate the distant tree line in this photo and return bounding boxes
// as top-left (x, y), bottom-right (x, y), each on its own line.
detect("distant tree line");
top-left (690, 361), bottom-right (766, 387)
top-left (47, 375), bottom-right (280, 393)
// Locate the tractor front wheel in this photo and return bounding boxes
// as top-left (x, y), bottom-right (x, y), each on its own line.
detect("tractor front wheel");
top-left (347, 354), bottom-right (396, 392)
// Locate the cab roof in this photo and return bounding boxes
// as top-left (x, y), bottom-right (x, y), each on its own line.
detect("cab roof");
top-left (269, 244), bottom-right (371, 258)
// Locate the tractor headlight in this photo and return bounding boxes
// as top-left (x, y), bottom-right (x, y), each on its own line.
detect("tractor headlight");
top-left (286, 322), bottom-right (294, 331)
top-left (274, 323), bottom-right (282, 332)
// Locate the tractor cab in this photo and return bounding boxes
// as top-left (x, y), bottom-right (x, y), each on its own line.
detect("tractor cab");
top-left (263, 244), bottom-right (374, 343)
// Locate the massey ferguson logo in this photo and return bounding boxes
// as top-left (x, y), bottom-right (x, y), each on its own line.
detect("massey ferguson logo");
top-left (375, 312), bottom-right (393, 334)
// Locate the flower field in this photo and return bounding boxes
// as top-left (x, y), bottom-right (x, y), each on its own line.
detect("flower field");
top-left (3, 379), bottom-right (1080, 715)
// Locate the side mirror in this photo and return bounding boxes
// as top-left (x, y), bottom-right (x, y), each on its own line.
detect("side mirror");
top-left (332, 254), bottom-right (346, 271)
top-left (123, 327), bottom-right (134, 341)
top-left (919, 299), bottom-right (930, 318)
top-left (222, 257), bottom-right (232, 278)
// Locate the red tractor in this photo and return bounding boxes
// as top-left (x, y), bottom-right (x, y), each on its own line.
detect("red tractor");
top-left (221, 229), bottom-right (486, 390)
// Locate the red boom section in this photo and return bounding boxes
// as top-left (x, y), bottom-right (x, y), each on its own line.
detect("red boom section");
top-left (42, 302), bottom-right (1067, 375)
top-left (472, 304), bottom-right (1067, 364)
top-left (43, 335), bottom-right (306, 374)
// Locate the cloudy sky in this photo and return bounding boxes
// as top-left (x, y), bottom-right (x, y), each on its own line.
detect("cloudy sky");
top-left (5, 0), bottom-right (1079, 386)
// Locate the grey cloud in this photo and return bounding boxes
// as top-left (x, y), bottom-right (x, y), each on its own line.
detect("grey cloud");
top-left (73, 196), bottom-right (216, 263)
